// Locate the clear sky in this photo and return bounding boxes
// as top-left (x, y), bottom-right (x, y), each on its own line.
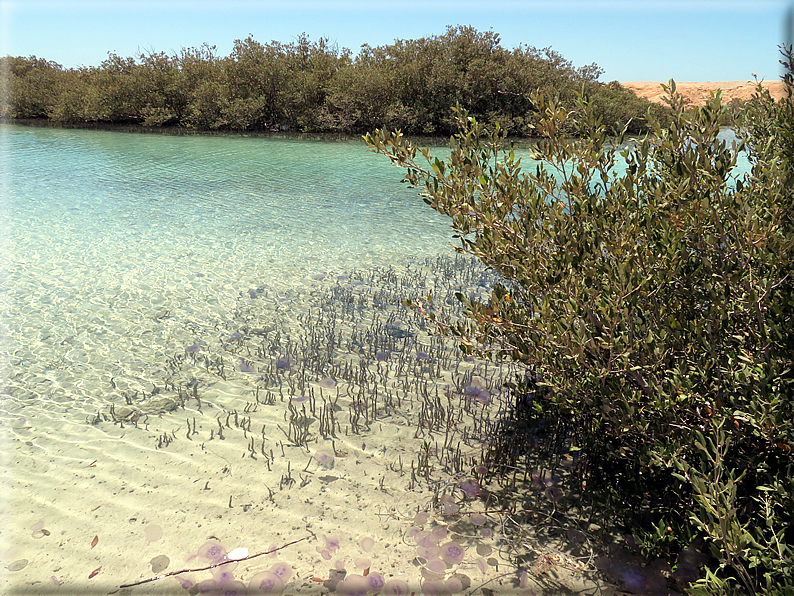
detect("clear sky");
top-left (1, 0), bottom-right (791, 83)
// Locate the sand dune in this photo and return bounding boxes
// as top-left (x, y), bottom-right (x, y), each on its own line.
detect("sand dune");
top-left (621, 80), bottom-right (787, 107)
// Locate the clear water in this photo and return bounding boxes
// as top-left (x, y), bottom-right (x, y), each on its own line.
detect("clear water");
top-left (0, 123), bottom-right (754, 593)
top-left (0, 124), bottom-right (519, 594)
top-left (1, 125), bottom-right (457, 419)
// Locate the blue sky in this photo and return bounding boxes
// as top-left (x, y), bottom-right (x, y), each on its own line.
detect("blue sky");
top-left (1, 0), bottom-right (791, 82)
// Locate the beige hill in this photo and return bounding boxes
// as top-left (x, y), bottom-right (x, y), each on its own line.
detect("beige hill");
top-left (621, 80), bottom-right (787, 107)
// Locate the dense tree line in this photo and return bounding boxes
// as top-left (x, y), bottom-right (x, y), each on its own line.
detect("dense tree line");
top-left (1, 26), bottom-right (665, 136)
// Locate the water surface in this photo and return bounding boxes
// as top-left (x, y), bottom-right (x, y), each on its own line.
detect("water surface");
top-left (1, 125), bottom-right (457, 418)
top-left (0, 123), bottom-right (753, 594)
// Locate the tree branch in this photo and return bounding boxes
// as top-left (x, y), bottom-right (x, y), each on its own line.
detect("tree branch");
top-left (117, 533), bottom-right (314, 589)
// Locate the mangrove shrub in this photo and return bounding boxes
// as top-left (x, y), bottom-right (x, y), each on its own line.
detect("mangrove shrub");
top-left (364, 49), bottom-right (793, 595)
top-left (1, 26), bottom-right (662, 135)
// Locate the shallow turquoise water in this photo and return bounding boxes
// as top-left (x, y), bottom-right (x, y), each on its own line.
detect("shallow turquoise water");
top-left (3, 125), bottom-right (453, 270)
top-left (0, 124), bottom-right (517, 595)
top-left (0, 125), bottom-right (459, 417)
top-left (0, 124), bottom-right (756, 594)
top-left (0, 124), bottom-right (753, 417)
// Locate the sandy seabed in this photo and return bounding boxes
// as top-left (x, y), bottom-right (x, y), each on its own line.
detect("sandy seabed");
top-left (0, 257), bottom-right (631, 596)
top-left (1, 115), bottom-right (716, 596)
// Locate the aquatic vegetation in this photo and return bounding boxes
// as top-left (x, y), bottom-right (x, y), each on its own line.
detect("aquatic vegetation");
top-left (237, 357), bottom-right (256, 373)
top-left (106, 253), bottom-right (594, 593)
top-left (275, 355), bottom-right (294, 370)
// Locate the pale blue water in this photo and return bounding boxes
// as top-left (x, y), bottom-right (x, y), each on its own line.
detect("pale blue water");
top-left (0, 125), bottom-right (461, 417)
top-left (0, 124), bottom-right (517, 594)
top-left (5, 125), bottom-right (452, 269)
top-left (0, 125), bottom-right (752, 416)
top-left (0, 124), bottom-right (754, 594)
top-left (0, 124), bottom-right (753, 408)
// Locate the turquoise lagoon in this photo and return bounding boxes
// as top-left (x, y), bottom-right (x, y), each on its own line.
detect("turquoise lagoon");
top-left (0, 123), bottom-right (751, 594)
top-left (0, 124), bottom-right (513, 595)
top-left (1, 126), bottom-right (459, 417)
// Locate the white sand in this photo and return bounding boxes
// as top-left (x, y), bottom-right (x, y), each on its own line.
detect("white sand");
top-left (1, 269), bottom-right (618, 595)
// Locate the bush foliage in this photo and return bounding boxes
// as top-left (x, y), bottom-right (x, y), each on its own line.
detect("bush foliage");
top-left (1, 26), bottom-right (663, 135)
top-left (365, 49), bottom-right (793, 594)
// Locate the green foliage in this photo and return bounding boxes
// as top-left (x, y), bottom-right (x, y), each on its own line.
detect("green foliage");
top-left (364, 48), bottom-right (794, 594)
top-left (326, 25), bottom-right (664, 136)
top-left (1, 56), bottom-right (63, 119)
top-left (1, 26), bottom-right (661, 135)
